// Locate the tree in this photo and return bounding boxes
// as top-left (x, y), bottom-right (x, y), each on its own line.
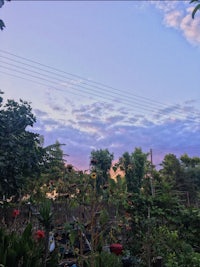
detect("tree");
top-left (0, 92), bottom-right (44, 198)
top-left (179, 154), bottom-right (200, 204)
top-left (118, 148), bottom-right (148, 193)
top-left (160, 153), bottom-right (200, 205)
top-left (180, 154), bottom-right (200, 168)
top-left (159, 153), bottom-right (182, 187)
top-left (0, 0), bottom-right (10, 30)
top-left (90, 149), bottom-right (114, 192)
top-left (40, 141), bottom-right (67, 181)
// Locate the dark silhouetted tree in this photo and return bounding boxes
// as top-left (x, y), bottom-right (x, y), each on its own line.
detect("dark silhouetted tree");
top-left (90, 148), bottom-right (114, 192)
top-left (119, 147), bottom-right (148, 193)
top-left (0, 92), bottom-right (44, 198)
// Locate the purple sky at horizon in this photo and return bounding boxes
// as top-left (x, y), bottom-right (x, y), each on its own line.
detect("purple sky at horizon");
top-left (1, 1), bottom-right (200, 170)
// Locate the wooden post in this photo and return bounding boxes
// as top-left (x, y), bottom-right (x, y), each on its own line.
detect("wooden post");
top-left (150, 149), bottom-right (155, 197)
top-left (147, 207), bottom-right (151, 267)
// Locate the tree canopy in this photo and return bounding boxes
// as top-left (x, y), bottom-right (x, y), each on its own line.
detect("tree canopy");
top-left (0, 94), bottom-right (200, 266)
top-left (118, 148), bottom-right (148, 193)
top-left (90, 148), bottom-right (114, 192)
top-left (0, 92), bottom-right (45, 198)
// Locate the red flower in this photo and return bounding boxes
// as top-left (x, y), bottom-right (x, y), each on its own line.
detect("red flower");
top-left (12, 209), bottom-right (20, 217)
top-left (110, 243), bottom-right (123, 256)
top-left (35, 230), bottom-right (45, 240)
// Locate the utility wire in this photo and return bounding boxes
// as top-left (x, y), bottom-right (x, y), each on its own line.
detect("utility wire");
top-left (1, 69), bottom-right (155, 119)
top-left (3, 68), bottom-right (198, 158)
top-left (1, 50), bottom-right (199, 161)
top-left (0, 60), bottom-right (160, 113)
top-left (0, 49), bottom-right (199, 122)
top-left (0, 63), bottom-right (160, 114)
top-left (0, 49), bottom-right (198, 114)
top-left (0, 49), bottom-right (171, 109)
top-left (1, 67), bottom-right (165, 122)
top-left (0, 54), bottom-right (173, 112)
top-left (1, 62), bottom-right (199, 123)
top-left (0, 70), bottom-right (99, 104)
top-left (1, 63), bottom-right (199, 123)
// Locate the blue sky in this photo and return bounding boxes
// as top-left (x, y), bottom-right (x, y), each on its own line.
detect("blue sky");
top-left (1, 1), bottom-right (200, 170)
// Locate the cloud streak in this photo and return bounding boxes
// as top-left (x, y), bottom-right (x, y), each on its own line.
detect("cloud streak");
top-left (32, 98), bottom-right (200, 170)
top-left (151, 1), bottom-right (200, 46)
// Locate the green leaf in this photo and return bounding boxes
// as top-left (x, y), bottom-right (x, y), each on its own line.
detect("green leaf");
top-left (190, 0), bottom-right (199, 3)
top-left (0, 19), bottom-right (5, 30)
top-left (39, 199), bottom-right (52, 229)
top-left (192, 3), bottom-right (200, 18)
top-left (22, 223), bottom-right (32, 241)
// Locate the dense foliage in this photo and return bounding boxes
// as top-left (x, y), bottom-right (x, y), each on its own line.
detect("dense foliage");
top-left (1, 95), bottom-right (200, 267)
top-left (0, 92), bottom-right (45, 198)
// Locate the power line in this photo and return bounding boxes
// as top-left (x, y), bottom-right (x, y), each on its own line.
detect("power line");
top-left (1, 63), bottom-right (199, 123)
top-left (1, 68), bottom-right (164, 121)
top-left (0, 49), bottom-right (154, 105)
top-left (0, 60), bottom-right (162, 113)
top-left (0, 55), bottom-right (171, 111)
top-left (0, 54), bottom-right (171, 112)
top-left (0, 49), bottom-right (199, 123)
top-left (0, 50), bottom-right (195, 112)
top-left (0, 70), bottom-right (98, 104)
top-left (0, 64), bottom-right (159, 113)
top-left (0, 49), bottom-right (194, 112)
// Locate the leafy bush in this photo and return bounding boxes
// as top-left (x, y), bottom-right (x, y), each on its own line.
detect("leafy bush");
top-left (0, 223), bottom-right (58, 267)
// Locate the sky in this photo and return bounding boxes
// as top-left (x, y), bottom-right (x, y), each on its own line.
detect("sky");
top-left (1, 0), bottom-right (200, 170)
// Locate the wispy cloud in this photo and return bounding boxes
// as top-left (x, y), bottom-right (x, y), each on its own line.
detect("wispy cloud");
top-left (151, 1), bottom-right (200, 46)
top-left (32, 99), bottom-right (200, 169)
top-left (34, 109), bottom-right (49, 118)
